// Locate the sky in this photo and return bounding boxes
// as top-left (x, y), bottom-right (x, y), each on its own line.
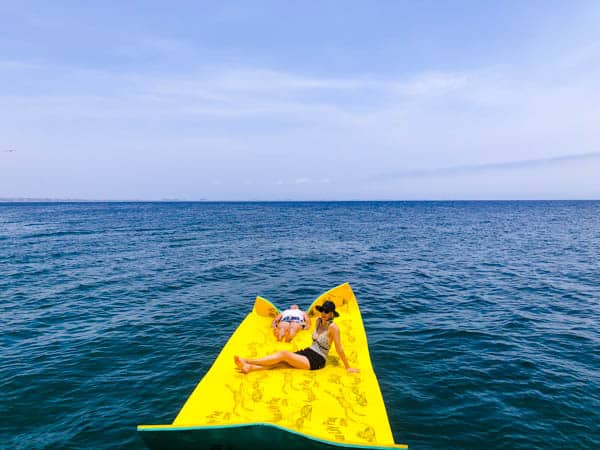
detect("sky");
top-left (1, 1), bottom-right (599, 200)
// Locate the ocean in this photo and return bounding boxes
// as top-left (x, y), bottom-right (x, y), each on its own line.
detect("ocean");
top-left (1, 201), bottom-right (599, 449)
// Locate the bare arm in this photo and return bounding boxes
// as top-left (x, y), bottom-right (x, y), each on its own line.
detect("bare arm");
top-left (331, 324), bottom-right (360, 373)
top-left (272, 313), bottom-right (282, 328)
top-left (303, 312), bottom-right (311, 329)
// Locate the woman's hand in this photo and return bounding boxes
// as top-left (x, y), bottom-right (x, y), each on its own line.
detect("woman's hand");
top-left (346, 367), bottom-right (360, 373)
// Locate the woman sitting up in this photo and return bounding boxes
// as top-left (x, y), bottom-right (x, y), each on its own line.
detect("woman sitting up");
top-left (236, 301), bottom-right (360, 373)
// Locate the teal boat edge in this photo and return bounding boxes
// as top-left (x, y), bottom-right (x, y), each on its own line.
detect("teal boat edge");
top-left (137, 422), bottom-right (405, 450)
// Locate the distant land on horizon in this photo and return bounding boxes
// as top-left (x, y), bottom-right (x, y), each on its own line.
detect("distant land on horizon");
top-left (1, 198), bottom-right (598, 203)
top-left (0, 197), bottom-right (202, 203)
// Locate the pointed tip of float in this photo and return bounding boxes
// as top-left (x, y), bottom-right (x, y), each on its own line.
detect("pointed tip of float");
top-left (253, 296), bottom-right (280, 317)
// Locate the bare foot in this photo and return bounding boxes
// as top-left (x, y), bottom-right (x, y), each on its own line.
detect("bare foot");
top-left (234, 355), bottom-right (246, 370)
top-left (241, 363), bottom-right (263, 374)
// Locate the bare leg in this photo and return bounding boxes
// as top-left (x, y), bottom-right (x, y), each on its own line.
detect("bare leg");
top-left (245, 351), bottom-right (310, 369)
top-left (277, 322), bottom-right (290, 341)
top-left (285, 323), bottom-right (302, 342)
top-left (234, 351), bottom-right (310, 374)
top-left (234, 356), bottom-right (263, 374)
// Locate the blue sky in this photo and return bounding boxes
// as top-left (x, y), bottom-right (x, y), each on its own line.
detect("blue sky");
top-left (1, 1), bottom-right (599, 200)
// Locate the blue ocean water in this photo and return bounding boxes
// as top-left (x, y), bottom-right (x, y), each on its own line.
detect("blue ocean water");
top-left (1, 201), bottom-right (599, 449)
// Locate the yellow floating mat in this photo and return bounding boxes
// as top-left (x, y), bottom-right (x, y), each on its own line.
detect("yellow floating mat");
top-left (138, 282), bottom-right (407, 449)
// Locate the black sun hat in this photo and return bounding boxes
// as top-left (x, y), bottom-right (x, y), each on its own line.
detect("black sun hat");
top-left (315, 300), bottom-right (339, 317)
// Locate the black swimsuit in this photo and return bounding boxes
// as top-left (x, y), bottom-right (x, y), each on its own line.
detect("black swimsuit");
top-left (295, 347), bottom-right (326, 370)
top-left (294, 318), bottom-right (329, 370)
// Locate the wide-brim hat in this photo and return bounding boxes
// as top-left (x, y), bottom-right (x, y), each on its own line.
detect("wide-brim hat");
top-left (315, 300), bottom-right (339, 317)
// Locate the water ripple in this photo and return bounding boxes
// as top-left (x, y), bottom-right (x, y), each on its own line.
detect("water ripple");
top-left (1, 201), bottom-right (599, 449)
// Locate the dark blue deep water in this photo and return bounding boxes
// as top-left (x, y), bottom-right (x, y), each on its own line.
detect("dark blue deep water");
top-left (1, 201), bottom-right (599, 449)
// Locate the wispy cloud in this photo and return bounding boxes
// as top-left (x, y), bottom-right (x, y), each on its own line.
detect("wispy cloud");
top-left (391, 72), bottom-right (468, 97)
top-left (0, 59), bottom-right (44, 70)
top-left (2, 40), bottom-right (600, 200)
top-left (293, 177), bottom-right (331, 185)
top-left (272, 177), bottom-right (333, 185)
top-left (368, 152), bottom-right (600, 182)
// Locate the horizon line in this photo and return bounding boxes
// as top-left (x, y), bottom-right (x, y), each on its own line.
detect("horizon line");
top-left (1, 198), bottom-right (599, 203)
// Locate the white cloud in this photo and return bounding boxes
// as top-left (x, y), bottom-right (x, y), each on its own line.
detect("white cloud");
top-left (391, 72), bottom-right (468, 97)
top-left (2, 32), bottom-right (600, 200)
